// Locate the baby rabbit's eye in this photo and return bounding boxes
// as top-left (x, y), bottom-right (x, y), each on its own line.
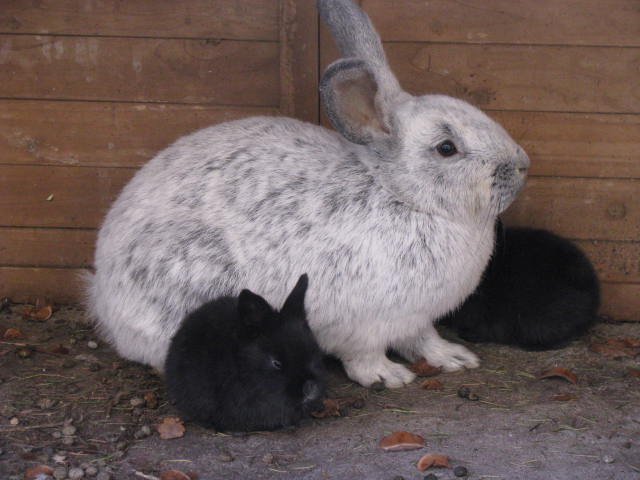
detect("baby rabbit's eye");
top-left (271, 359), bottom-right (282, 370)
top-left (436, 140), bottom-right (457, 157)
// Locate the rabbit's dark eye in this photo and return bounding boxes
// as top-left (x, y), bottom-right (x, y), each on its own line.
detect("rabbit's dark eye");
top-left (436, 140), bottom-right (457, 157)
top-left (271, 359), bottom-right (282, 370)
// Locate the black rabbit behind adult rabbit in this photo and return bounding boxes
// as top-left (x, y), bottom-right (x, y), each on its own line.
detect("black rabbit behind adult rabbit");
top-left (441, 221), bottom-right (600, 350)
top-left (164, 274), bottom-right (327, 431)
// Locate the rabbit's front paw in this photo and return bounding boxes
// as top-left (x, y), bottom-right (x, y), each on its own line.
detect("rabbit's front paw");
top-left (343, 354), bottom-right (415, 388)
top-left (423, 339), bottom-right (480, 372)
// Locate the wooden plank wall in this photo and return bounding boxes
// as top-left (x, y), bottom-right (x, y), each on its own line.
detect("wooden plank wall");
top-left (320, 0), bottom-right (640, 320)
top-left (0, 0), bottom-right (318, 303)
top-left (1, 1), bottom-right (638, 322)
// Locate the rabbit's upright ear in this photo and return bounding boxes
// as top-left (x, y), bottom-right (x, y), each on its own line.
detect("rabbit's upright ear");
top-left (238, 289), bottom-right (273, 330)
top-left (320, 59), bottom-right (393, 145)
top-left (318, 0), bottom-right (406, 145)
top-left (280, 274), bottom-right (308, 319)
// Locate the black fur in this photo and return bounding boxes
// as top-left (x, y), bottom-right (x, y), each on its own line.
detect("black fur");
top-left (164, 274), bottom-right (327, 431)
top-left (441, 221), bottom-right (600, 350)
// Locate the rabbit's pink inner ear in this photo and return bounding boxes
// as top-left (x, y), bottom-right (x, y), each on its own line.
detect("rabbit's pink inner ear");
top-left (335, 71), bottom-right (388, 134)
top-left (320, 58), bottom-right (390, 145)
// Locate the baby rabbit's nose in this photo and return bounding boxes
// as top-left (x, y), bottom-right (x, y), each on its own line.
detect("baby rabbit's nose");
top-left (302, 380), bottom-right (322, 403)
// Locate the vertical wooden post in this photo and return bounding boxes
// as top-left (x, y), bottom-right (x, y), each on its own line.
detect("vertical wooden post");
top-left (279, 0), bottom-right (319, 124)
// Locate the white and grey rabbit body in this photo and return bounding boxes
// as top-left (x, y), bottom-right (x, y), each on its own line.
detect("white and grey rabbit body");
top-left (87, 0), bottom-right (529, 387)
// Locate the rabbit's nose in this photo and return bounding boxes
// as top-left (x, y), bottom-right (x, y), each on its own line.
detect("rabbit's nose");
top-left (302, 380), bottom-right (322, 403)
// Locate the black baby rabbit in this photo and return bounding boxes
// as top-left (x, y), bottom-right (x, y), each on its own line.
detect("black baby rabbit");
top-left (441, 221), bottom-right (600, 350)
top-left (164, 274), bottom-right (327, 431)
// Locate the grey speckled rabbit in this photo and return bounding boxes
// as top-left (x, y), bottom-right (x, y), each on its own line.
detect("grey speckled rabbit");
top-left (86, 0), bottom-right (530, 388)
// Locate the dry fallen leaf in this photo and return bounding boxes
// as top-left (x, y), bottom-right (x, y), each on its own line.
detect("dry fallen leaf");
top-left (3, 327), bottom-right (23, 340)
top-left (628, 368), bottom-right (640, 378)
top-left (380, 431), bottom-right (425, 452)
top-left (417, 453), bottom-right (450, 471)
top-left (311, 396), bottom-right (365, 418)
top-left (160, 470), bottom-right (192, 480)
top-left (311, 398), bottom-right (341, 418)
top-left (590, 338), bottom-right (640, 359)
top-left (24, 465), bottom-right (54, 479)
top-left (144, 391), bottom-right (159, 409)
top-left (49, 344), bottom-right (69, 355)
top-left (538, 367), bottom-right (578, 385)
top-left (420, 379), bottom-right (444, 390)
top-left (22, 304), bottom-right (53, 321)
top-left (336, 396), bottom-right (365, 409)
top-left (409, 358), bottom-right (442, 377)
top-left (157, 416), bottom-right (186, 440)
top-left (551, 393), bottom-right (576, 401)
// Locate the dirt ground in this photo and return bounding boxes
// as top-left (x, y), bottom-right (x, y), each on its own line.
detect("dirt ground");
top-left (1, 303), bottom-right (639, 480)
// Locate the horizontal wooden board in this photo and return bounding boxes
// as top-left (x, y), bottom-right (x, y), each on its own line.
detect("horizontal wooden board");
top-left (0, 35), bottom-right (279, 105)
top-left (362, 0), bottom-right (640, 47)
top-left (0, 0), bottom-right (278, 41)
top-left (0, 228), bottom-right (95, 268)
top-left (492, 111), bottom-right (640, 179)
top-left (0, 165), bottom-right (135, 229)
top-left (320, 40), bottom-right (640, 113)
top-left (2, 267), bottom-right (637, 321)
top-left (2, 167), bottom-right (638, 241)
top-left (3, 101), bottom-right (637, 177)
top-left (0, 100), bottom-right (277, 167)
top-left (575, 241), bottom-right (640, 284)
top-left (503, 177), bottom-right (639, 242)
top-left (599, 283), bottom-right (640, 321)
top-left (387, 43), bottom-right (640, 114)
top-left (0, 267), bottom-right (86, 305)
top-left (2, 228), bottom-right (638, 286)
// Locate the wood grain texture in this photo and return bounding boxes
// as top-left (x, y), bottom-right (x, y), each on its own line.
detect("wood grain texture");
top-left (2, 166), bottom-right (638, 240)
top-left (0, 35), bottom-right (279, 105)
top-left (0, 0), bottom-right (279, 41)
top-left (0, 100), bottom-right (277, 167)
top-left (386, 43), bottom-right (640, 114)
top-left (0, 228), bottom-right (95, 268)
top-left (320, 39), bottom-right (640, 113)
top-left (576, 240), bottom-right (640, 284)
top-left (503, 177), bottom-right (639, 242)
top-left (0, 165), bottom-right (135, 229)
top-left (1, 227), bottom-right (637, 286)
top-left (279, 0), bottom-right (319, 123)
top-left (1, 1), bottom-right (637, 322)
top-left (362, 0), bottom-right (640, 47)
top-left (492, 111), bottom-right (640, 179)
top-left (0, 267), bottom-right (86, 305)
top-left (5, 104), bottom-right (636, 176)
top-left (599, 283), bottom-right (640, 321)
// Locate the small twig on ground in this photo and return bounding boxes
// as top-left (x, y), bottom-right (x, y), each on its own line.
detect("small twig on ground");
top-left (105, 390), bottom-right (125, 418)
top-left (0, 421), bottom-right (65, 432)
top-left (134, 472), bottom-right (160, 480)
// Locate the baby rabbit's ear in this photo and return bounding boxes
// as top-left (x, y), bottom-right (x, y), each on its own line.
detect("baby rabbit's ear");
top-left (238, 289), bottom-right (273, 330)
top-left (280, 274), bottom-right (309, 319)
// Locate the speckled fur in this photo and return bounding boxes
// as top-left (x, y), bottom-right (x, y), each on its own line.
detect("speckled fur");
top-left (86, 0), bottom-right (530, 387)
